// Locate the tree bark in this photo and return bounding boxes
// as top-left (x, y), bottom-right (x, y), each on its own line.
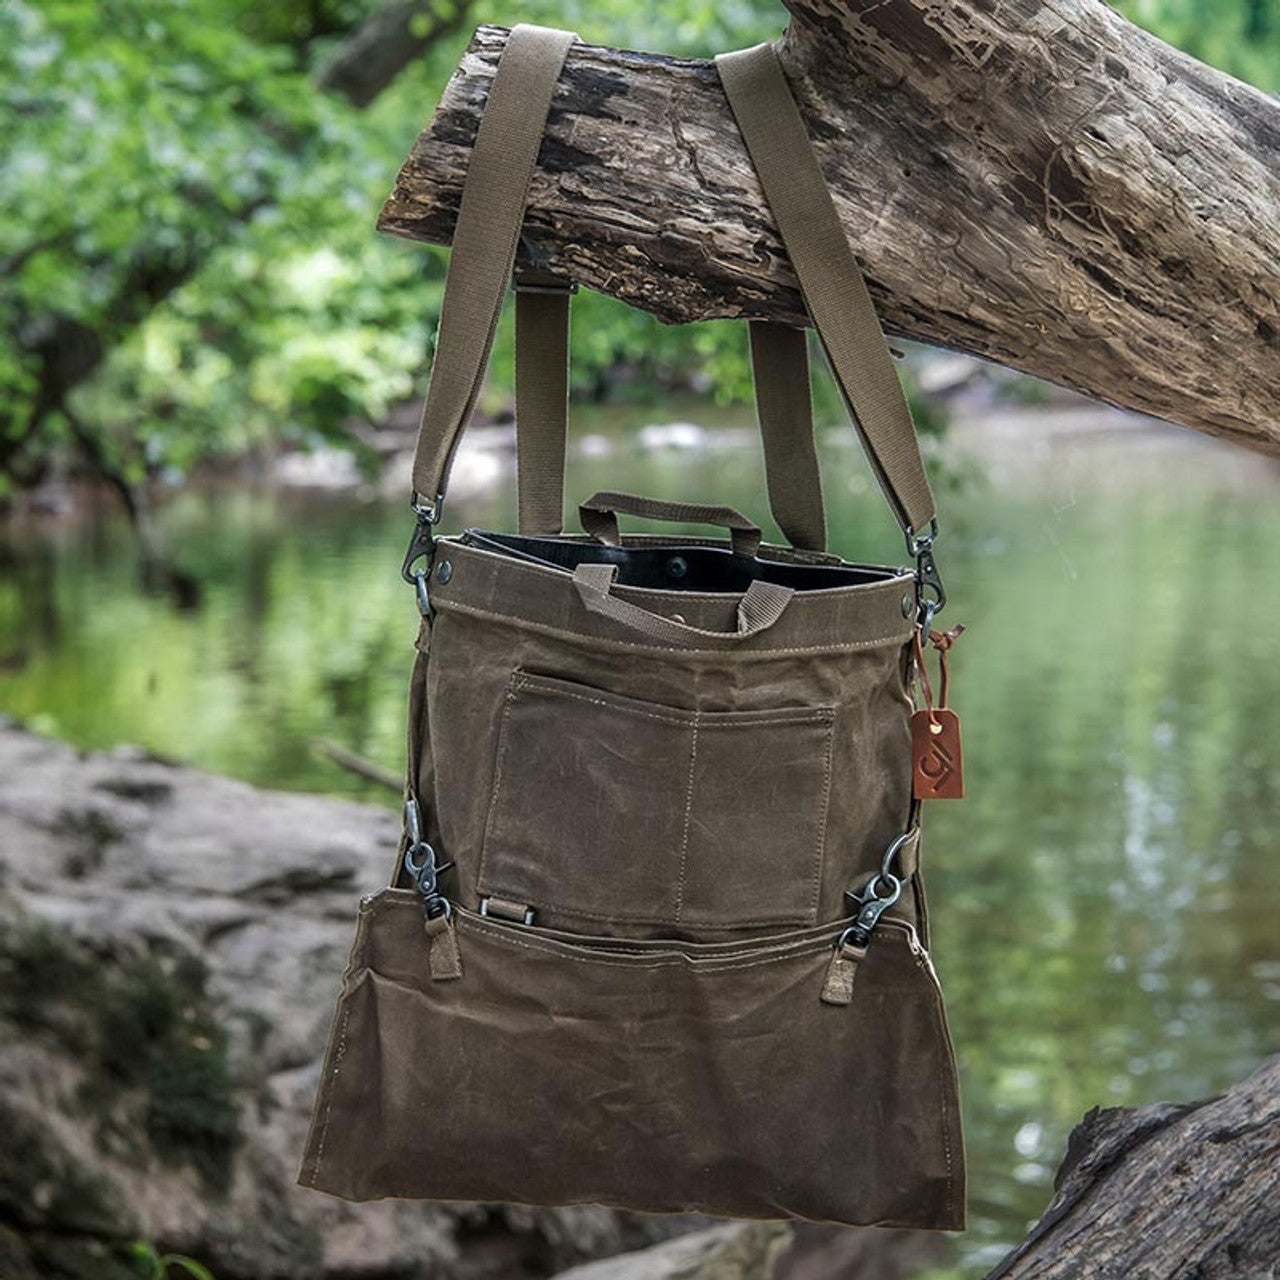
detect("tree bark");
top-left (987, 1054), bottom-right (1280, 1277)
top-left (379, 6), bottom-right (1280, 454)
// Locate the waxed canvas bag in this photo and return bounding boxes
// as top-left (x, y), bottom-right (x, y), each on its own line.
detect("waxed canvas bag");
top-left (299, 24), bottom-right (965, 1230)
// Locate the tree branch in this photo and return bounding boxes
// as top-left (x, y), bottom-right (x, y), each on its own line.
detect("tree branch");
top-left (379, 7), bottom-right (1280, 453)
top-left (318, 0), bottom-right (473, 109)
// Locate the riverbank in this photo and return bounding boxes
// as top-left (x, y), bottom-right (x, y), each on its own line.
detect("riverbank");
top-left (0, 721), bottom-right (693, 1278)
top-left (5, 720), bottom-right (1274, 1280)
top-left (3, 387), bottom-right (1277, 1276)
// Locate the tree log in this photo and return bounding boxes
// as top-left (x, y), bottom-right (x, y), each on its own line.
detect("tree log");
top-left (988, 1054), bottom-right (1280, 1278)
top-left (379, 6), bottom-right (1280, 454)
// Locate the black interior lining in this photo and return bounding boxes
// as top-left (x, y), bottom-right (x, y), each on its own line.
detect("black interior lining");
top-left (460, 530), bottom-right (900, 593)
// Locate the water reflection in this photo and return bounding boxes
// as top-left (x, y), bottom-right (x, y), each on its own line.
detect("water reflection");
top-left (1, 408), bottom-right (1277, 1273)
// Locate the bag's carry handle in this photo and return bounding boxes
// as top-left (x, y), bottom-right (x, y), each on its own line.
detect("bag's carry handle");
top-left (579, 491), bottom-right (763, 558)
top-left (715, 44), bottom-right (937, 547)
top-left (573, 563), bottom-right (793, 647)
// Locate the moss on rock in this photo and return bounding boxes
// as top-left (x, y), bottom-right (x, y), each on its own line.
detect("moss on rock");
top-left (0, 920), bottom-right (242, 1191)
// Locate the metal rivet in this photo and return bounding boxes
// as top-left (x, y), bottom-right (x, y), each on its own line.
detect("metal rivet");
top-left (667, 555), bottom-right (688, 580)
top-left (436, 560), bottom-right (453, 584)
top-left (901, 593), bottom-right (914, 618)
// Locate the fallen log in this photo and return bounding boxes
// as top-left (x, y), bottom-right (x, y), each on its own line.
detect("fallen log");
top-left (988, 1054), bottom-right (1280, 1279)
top-left (379, 6), bottom-right (1280, 454)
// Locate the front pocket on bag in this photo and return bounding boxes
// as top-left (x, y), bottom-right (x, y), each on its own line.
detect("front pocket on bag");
top-left (299, 893), bottom-right (965, 1229)
top-left (475, 670), bottom-right (835, 929)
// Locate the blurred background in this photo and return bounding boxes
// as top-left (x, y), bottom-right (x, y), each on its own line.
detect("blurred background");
top-left (1, 2), bottom-right (1277, 1279)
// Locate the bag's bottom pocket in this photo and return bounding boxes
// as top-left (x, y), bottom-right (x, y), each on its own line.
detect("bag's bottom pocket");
top-left (298, 891), bottom-right (964, 1230)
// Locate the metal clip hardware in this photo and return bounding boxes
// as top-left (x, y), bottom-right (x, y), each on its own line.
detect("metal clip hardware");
top-left (837, 830), bottom-right (914, 949)
top-left (906, 519), bottom-right (945, 637)
top-left (401, 492), bottom-right (443, 617)
top-left (403, 798), bottom-right (453, 920)
top-left (478, 897), bottom-right (536, 925)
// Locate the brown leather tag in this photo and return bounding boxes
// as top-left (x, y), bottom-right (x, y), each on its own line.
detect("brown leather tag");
top-left (912, 708), bottom-right (964, 800)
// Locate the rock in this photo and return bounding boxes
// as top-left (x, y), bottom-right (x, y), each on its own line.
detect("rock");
top-left (272, 448), bottom-right (363, 489)
top-left (774, 1224), bottom-right (947, 1280)
top-left (0, 724), bottom-right (689, 1279)
top-left (550, 1223), bottom-right (791, 1280)
top-left (638, 422), bottom-right (707, 450)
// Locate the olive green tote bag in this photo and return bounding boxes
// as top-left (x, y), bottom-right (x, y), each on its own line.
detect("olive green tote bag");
top-left (299, 23), bottom-right (965, 1230)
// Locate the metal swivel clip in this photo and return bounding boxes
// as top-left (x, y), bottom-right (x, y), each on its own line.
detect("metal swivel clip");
top-left (837, 829), bottom-right (914, 949)
top-left (401, 491), bottom-right (444, 617)
top-left (906, 520), bottom-right (945, 638)
top-left (403, 797), bottom-right (453, 920)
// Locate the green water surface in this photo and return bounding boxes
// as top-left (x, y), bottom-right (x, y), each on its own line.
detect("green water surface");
top-left (2, 409), bottom-right (1277, 1273)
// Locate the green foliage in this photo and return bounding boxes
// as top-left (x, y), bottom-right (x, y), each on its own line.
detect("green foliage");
top-left (0, 0), bottom-right (783, 491)
top-left (1116, 0), bottom-right (1279, 91)
top-left (130, 1242), bottom-right (216, 1280)
top-left (0, 0), bottom-right (1275, 491)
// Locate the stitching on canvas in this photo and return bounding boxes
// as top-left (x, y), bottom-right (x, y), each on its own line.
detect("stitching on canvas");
top-left (463, 926), bottom-right (827, 974)
top-left (910, 946), bottom-right (961, 1222)
top-left (309, 998), bottom-right (352, 1185)
top-left (809, 716), bottom-right (836, 920)
top-left (673, 712), bottom-right (698, 922)
top-left (479, 673), bottom-right (837, 924)
top-left (461, 898), bottom-right (817, 928)
top-left (433, 598), bottom-right (911, 657)
top-left (474, 684), bottom-right (518, 895)
top-left (515, 674), bottom-right (836, 728)
top-left (461, 913), bottom-right (908, 973)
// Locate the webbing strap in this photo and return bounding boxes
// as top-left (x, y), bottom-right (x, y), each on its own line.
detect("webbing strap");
top-left (749, 321), bottom-right (826, 551)
top-left (514, 295), bottom-right (826, 549)
top-left (716, 44), bottom-right (937, 538)
top-left (409, 27), bottom-right (934, 546)
top-left (515, 279), bottom-right (572, 535)
top-left (573, 563), bottom-right (794, 648)
top-left (409, 24), bottom-right (576, 517)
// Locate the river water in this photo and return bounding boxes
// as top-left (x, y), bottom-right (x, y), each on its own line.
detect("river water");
top-left (2, 400), bottom-right (1277, 1273)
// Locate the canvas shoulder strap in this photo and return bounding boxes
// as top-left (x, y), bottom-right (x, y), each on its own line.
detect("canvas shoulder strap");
top-left (716, 43), bottom-right (937, 542)
top-left (409, 24), bottom-right (576, 521)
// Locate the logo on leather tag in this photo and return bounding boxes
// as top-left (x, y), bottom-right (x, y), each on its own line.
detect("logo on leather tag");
top-left (911, 708), bottom-right (964, 800)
